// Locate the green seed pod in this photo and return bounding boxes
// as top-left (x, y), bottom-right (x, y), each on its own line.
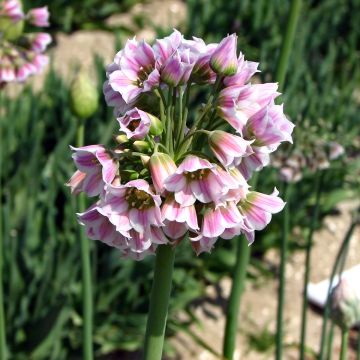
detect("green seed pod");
top-left (133, 140), bottom-right (151, 153)
top-left (70, 71), bottom-right (98, 119)
top-left (148, 114), bottom-right (163, 136)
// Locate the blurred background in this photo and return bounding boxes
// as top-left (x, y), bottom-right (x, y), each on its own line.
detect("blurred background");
top-left (1, 0), bottom-right (359, 358)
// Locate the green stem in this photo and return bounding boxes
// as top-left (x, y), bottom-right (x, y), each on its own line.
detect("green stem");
top-left (143, 244), bottom-right (175, 360)
top-left (0, 89), bottom-right (7, 360)
top-left (276, 183), bottom-right (291, 360)
top-left (357, 328), bottom-right (360, 360)
top-left (77, 120), bottom-right (94, 360)
top-left (299, 171), bottom-right (322, 360)
top-left (340, 330), bottom-right (349, 360)
top-left (274, 0), bottom-right (302, 89)
top-left (223, 236), bottom-right (251, 360)
top-left (165, 88), bottom-right (174, 156)
top-left (318, 221), bottom-right (357, 360)
top-left (325, 322), bottom-right (335, 360)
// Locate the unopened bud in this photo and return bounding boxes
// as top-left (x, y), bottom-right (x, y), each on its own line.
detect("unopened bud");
top-left (133, 141), bottom-right (151, 153)
top-left (115, 134), bottom-right (129, 144)
top-left (149, 114), bottom-right (163, 136)
top-left (210, 34), bottom-right (238, 76)
top-left (149, 152), bottom-right (176, 194)
top-left (70, 71), bottom-right (98, 119)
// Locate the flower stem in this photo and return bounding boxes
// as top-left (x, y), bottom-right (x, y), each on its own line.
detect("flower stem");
top-left (143, 244), bottom-right (175, 360)
top-left (275, 0), bottom-right (302, 88)
top-left (357, 328), bottom-right (360, 360)
top-left (325, 322), bottom-right (335, 360)
top-left (276, 183), bottom-right (291, 360)
top-left (318, 220), bottom-right (357, 360)
top-left (222, 236), bottom-right (251, 360)
top-left (0, 90), bottom-right (7, 360)
top-left (77, 119), bottom-right (94, 360)
top-left (340, 329), bottom-right (349, 360)
top-left (299, 171), bottom-right (322, 360)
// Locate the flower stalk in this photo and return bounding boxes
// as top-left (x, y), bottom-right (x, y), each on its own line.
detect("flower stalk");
top-left (76, 119), bottom-right (94, 360)
top-left (223, 236), bottom-right (251, 360)
top-left (275, 183), bottom-right (291, 360)
top-left (299, 171), bottom-right (322, 360)
top-left (143, 244), bottom-right (175, 360)
top-left (340, 329), bottom-right (349, 360)
top-left (0, 90), bottom-right (7, 360)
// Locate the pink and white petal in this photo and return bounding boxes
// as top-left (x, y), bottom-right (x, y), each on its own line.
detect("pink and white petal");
top-left (164, 173), bottom-right (186, 192)
top-left (163, 221), bottom-right (188, 239)
top-left (246, 188), bottom-right (285, 213)
top-left (83, 172), bottom-right (104, 197)
top-left (149, 227), bottom-right (169, 244)
top-left (175, 183), bottom-right (196, 207)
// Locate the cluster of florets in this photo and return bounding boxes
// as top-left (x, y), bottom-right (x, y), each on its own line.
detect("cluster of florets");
top-left (0, 0), bottom-right (51, 85)
top-left (272, 140), bottom-right (344, 183)
top-left (68, 30), bottom-right (295, 259)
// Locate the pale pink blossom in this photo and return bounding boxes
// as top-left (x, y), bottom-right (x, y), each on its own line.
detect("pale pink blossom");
top-left (1, 0), bottom-right (23, 22)
top-left (30, 33), bottom-right (52, 53)
top-left (164, 155), bottom-right (238, 206)
top-left (153, 29), bottom-right (183, 67)
top-left (224, 54), bottom-right (259, 87)
top-left (27, 6), bottom-right (49, 27)
top-left (117, 107), bottom-right (151, 140)
top-left (190, 233), bottom-right (218, 255)
top-left (149, 152), bottom-right (177, 194)
top-left (210, 34), bottom-right (238, 76)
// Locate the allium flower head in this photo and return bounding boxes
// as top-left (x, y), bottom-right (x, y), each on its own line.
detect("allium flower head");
top-left (70, 30), bottom-right (294, 259)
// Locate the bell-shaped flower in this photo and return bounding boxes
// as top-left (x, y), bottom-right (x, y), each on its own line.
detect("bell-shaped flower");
top-left (103, 80), bottom-right (132, 114)
top-left (237, 146), bottom-right (271, 180)
top-left (108, 39), bottom-right (160, 103)
top-left (238, 188), bottom-right (285, 231)
top-left (223, 54), bottom-right (259, 87)
top-left (190, 233), bottom-right (218, 255)
top-left (160, 48), bottom-right (195, 86)
top-left (68, 145), bottom-right (118, 197)
top-left (101, 179), bottom-right (163, 234)
top-left (122, 246), bottom-right (157, 261)
top-left (149, 152), bottom-right (177, 194)
top-left (245, 101), bottom-right (294, 151)
top-left (201, 201), bottom-right (243, 238)
top-left (208, 130), bottom-right (253, 167)
top-left (127, 227), bottom-right (167, 253)
top-left (218, 83), bottom-right (280, 133)
top-left (77, 206), bottom-right (129, 249)
top-left (153, 29), bottom-right (183, 67)
top-left (117, 107), bottom-right (151, 140)
top-left (1, 0), bottom-right (24, 22)
top-left (162, 195), bottom-right (199, 233)
top-left (210, 34), bottom-right (238, 76)
top-left (27, 7), bottom-right (49, 27)
top-left (30, 32), bottom-right (52, 53)
top-left (164, 155), bottom-right (239, 206)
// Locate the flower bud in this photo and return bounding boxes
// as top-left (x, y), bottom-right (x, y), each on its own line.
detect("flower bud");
top-left (27, 6), bottom-right (49, 27)
top-left (330, 279), bottom-right (360, 330)
top-left (149, 114), bottom-right (163, 136)
top-left (114, 134), bottom-right (129, 144)
top-left (70, 71), bottom-right (99, 119)
top-left (210, 34), bottom-right (238, 76)
top-left (133, 140), bottom-right (151, 153)
top-left (149, 152), bottom-right (177, 194)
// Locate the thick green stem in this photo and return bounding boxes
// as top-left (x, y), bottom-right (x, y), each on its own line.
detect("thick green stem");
top-left (299, 171), bottom-right (322, 360)
top-left (340, 330), bottom-right (349, 360)
top-left (0, 90), bottom-right (7, 360)
top-left (325, 322), bottom-right (335, 360)
top-left (223, 236), bottom-right (251, 360)
top-left (275, 0), bottom-right (302, 89)
top-left (318, 221), bottom-right (357, 360)
top-left (143, 244), bottom-right (175, 360)
top-left (276, 184), bottom-right (291, 360)
top-left (77, 120), bottom-right (94, 360)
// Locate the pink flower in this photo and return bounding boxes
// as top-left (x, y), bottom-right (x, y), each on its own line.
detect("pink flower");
top-left (68, 145), bottom-right (118, 197)
top-left (190, 233), bottom-right (218, 255)
top-left (329, 142), bottom-right (344, 160)
top-left (1, 0), bottom-right (23, 22)
top-left (77, 206), bottom-right (129, 249)
top-left (237, 146), bottom-right (271, 180)
top-left (210, 34), bottom-right (238, 76)
top-left (0, 65), bottom-right (16, 83)
top-left (27, 6), bottom-right (50, 27)
top-left (30, 54), bottom-right (49, 72)
top-left (245, 101), bottom-right (294, 150)
top-left (103, 80), bottom-right (132, 113)
top-left (126, 227), bottom-right (167, 253)
top-left (201, 201), bottom-right (243, 238)
top-left (238, 188), bottom-right (285, 232)
top-left (160, 48), bottom-right (195, 86)
top-left (208, 130), bottom-right (253, 167)
top-left (31, 32), bottom-right (52, 53)
top-left (101, 179), bottom-right (163, 233)
top-left (223, 54), bottom-right (259, 87)
top-left (153, 29), bottom-right (183, 67)
top-left (108, 39), bottom-right (160, 103)
top-left (164, 155), bottom-right (239, 206)
top-left (162, 195), bottom-right (199, 236)
top-left (117, 107), bottom-right (151, 140)
top-left (218, 83), bottom-right (280, 133)
top-left (149, 152), bottom-right (177, 194)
